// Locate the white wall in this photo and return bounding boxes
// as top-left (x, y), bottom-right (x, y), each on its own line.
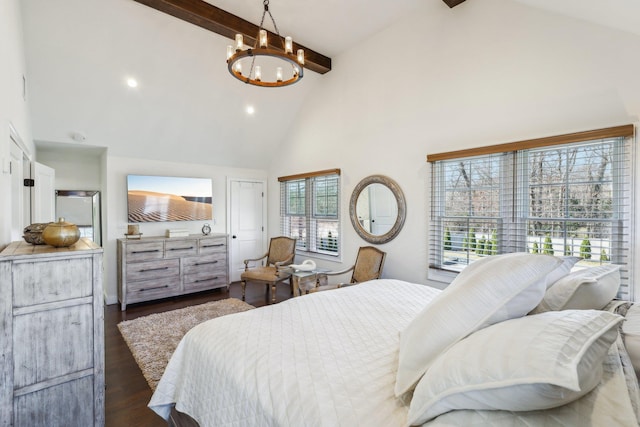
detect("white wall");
top-left (36, 147), bottom-right (103, 191)
top-left (0, 0), bottom-right (35, 248)
top-left (103, 155), bottom-right (268, 304)
top-left (268, 0), bottom-right (640, 293)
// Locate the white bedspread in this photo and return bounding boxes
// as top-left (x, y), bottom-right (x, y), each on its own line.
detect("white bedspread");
top-left (149, 279), bottom-right (440, 426)
top-left (149, 279), bottom-right (640, 427)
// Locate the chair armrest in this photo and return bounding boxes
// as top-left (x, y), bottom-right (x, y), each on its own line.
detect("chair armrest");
top-left (274, 253), bottom-right (295, 272)
top-left (316, 265), bottom-right (354, 278)
top-left (314, 265), bottom-right (354, 289)
top-left (243, 252), bottom-right (268, 270)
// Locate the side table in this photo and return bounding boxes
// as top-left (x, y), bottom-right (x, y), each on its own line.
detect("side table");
top-left (291, 269), bottom-right (330, 296)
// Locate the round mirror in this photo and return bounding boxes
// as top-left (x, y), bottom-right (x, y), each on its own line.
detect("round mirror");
top-left (349, 175), bottom-right (406, 244)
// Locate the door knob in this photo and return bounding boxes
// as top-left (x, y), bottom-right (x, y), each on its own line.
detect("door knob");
top-left (232, 235), bottom-right (237, 239)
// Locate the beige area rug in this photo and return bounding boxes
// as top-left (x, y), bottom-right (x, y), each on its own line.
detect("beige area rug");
top-left (117, 298), bottom-right (255, 390)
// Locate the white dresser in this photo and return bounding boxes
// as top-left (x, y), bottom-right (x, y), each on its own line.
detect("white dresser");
top-left (117, 234), bottom-right (229, 310)
top-left (0, 238), bottom-right (104, 427)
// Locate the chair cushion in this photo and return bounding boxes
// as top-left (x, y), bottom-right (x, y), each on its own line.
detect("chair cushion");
top-left (241, 266), bottom-right (288, 282)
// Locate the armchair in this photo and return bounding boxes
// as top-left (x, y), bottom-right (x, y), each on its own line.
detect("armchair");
top-left (240, 236), bottom-right (296, 304)
top-left (312, 246), bottom-right (386, 292)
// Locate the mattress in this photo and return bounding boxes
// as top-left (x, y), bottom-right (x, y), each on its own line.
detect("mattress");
top-left (150, 279), bottom-right (440, 426)
top-left (149, 279), bottom-right (640, 426)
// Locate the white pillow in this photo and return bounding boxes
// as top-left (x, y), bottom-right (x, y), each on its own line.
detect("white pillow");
top-left (407, 310), bottom-right (623, 425)
top-left (531, 264), bottom-right (621, 314)
top-left (622, 303), bottom-right (640, 380)
top-left (545, 256), bottom-right (581, 288)
top-left (395, 253), bottom-right (564, 396)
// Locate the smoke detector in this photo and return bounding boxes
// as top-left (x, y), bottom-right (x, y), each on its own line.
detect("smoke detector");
top-left (71, 132), bottom-right (87, 142)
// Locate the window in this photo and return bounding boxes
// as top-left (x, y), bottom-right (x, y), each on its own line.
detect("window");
top-left (279, 169), bottom-right (341, 257)
top-left (428, 125), bottom-right (635, 299)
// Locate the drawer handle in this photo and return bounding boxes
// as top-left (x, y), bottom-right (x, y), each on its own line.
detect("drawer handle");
top-left (194, 260), bottom-right (219, 266)
top-left (132, 249), bottom-right (160, 254)
top-left (139, 285), bottom-right (169, 292)
top-left (169, 246), bottom-right (194, 251)
top-left (140, 266), bottom-right (169, 272)
top-left (202, 243), bottom-right (224, 248)
top-left (195, 276), bottom-right (219, 283)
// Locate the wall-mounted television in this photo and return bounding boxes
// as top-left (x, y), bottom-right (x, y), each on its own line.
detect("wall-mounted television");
top-left (127, 175), bottom-right (213, 223)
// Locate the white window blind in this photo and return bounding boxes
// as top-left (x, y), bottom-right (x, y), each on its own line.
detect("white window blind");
top-left (429, 128), bottom-right (635, 300)
top-left (279, 169), bottom-right (341, 257)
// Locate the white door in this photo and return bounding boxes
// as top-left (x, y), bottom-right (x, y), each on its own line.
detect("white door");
top-left (228, 180), bottom-right (265, 282)
top-left (370, 183), bottom-right (397, 235)
top-left (31, 162), bottom-right (56, 223)
top-left (9, 140), bottom-right (30, 241)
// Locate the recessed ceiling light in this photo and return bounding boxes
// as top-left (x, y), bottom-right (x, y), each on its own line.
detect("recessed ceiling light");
top-left (246, 105), bottom-right (255, 115)
top-left (126, 78), bottom-right (138, 88)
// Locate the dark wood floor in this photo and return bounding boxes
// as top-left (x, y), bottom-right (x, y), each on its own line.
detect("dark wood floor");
top-left (105, 281), bottom-right (294, 427)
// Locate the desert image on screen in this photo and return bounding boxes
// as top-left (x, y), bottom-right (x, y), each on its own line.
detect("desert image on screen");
top-left (127, 176), bottom-right (213, 223)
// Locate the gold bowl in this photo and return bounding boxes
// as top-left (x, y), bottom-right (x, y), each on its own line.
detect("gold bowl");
top-left (43, 218), bottom-right (81, 247)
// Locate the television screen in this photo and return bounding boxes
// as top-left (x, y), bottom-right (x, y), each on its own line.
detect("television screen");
top-left (127, 175), bottom-right (213, 223)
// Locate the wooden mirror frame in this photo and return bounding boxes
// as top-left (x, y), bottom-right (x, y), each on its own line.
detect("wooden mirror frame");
top-left (349, 175), bottom-right (406, 244)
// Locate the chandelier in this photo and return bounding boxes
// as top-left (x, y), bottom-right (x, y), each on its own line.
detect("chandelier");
top-left (226, 0), bottom-right (304, 87)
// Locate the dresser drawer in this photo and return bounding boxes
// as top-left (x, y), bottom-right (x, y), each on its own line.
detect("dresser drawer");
top-left (14, 375), bottom-right (95, 427)
top-left (126, 258), bottom-right (179, 282)
top-left (125, 241), bottom-right (164, 262)
top-left (125, 276), bottom-right (180, 303)
top-left (13, 304), bottom-right (93, 388)
top-left (165, 238), bottom-right (197, 258)
top-left (12, 257), bottom-right (93, 307)
top-left (198, 238), bottom-right (226, 255)
top-left (183, 254), bottom-right (225, 275)
top-left (184, 270), bottom-right (227, 291)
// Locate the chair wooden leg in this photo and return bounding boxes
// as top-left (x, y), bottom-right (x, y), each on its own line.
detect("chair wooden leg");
top-left (241, 280), bottom-right (246, 301)
top-left (271, 283), bottom-right (277, 304)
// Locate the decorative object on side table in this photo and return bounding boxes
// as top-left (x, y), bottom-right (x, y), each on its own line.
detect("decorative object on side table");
top-left (289, 259), bottom-right (316, 272)
top-left (202, 223), bottom-right (211, 235)
top-left (22, 222), bottom-right (53, 245)
top-left (42, 217), bottom-right (81, 247)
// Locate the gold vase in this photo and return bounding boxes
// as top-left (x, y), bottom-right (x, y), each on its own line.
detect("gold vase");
top-left (43, 217), bottom-right (81, 247)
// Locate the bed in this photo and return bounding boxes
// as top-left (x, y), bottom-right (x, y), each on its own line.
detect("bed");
top-left (149, 254), bottom-right (640, 427)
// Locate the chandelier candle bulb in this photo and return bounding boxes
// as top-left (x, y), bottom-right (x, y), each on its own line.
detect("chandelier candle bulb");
top-left (234, 61), bottom-right (242, 74)
top-left (255, 65), bottom-right (262, 81)
top-left (235, 34), bottom-right (243, 51)
top-left (276, 67), bottom-right (283, 82)
top-left (285, 36), bottom-right (293, 54)
top-left (297, 49), bottom-right (305, 65)
top-left (226, 45), bottom-right (233, 60)
top-left (259, 29), bottom-right (268, 48)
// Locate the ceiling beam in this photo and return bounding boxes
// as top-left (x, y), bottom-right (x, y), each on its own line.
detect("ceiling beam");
top-left (133, 0), bottom-right (332, 74)
top-left (442, 0), bottom-right (466, 8)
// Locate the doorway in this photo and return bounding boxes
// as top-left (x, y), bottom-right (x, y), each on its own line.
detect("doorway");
top-left (228, 179), bottom-right (266, 282)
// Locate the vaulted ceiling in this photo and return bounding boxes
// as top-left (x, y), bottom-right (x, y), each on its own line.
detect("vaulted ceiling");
top-left (21, 0), bottom-right (640, 169)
